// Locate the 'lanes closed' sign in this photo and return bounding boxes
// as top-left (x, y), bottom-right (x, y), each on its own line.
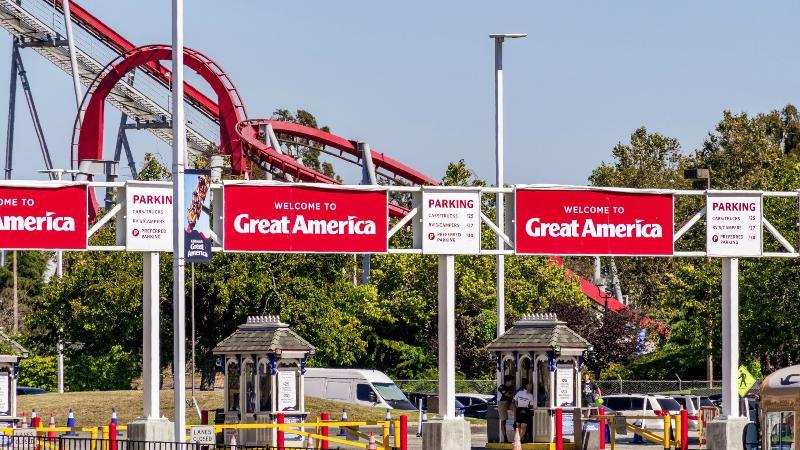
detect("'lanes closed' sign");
top-left (514, 188), bottom-right (674, 256)
top-left (223, 183), bottom-right (388, 253)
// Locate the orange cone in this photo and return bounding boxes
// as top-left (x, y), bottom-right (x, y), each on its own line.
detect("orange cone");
top-left (47, 413), bottom-right (56, 440)
top-left (306, 435), bottom-right (315, 449)
top-left (512, 427), bottom-right (522, 450)
top-left (229, 433), bottom-right (237, 450)
top-left (367, 432), bottom-right (377, 450)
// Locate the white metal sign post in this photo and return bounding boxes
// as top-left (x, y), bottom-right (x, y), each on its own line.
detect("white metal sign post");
top-left (438, 254), bottom-right (456, 419)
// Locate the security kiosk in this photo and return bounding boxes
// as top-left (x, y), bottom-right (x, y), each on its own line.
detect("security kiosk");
top-left (213, 316), bottom-right (315, 447)
top-left (487, 313), bottom-right (592, 444)
top-left (0, 331), bottom-right (28, 424)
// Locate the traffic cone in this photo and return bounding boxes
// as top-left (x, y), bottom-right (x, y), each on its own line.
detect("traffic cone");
top-left (19, 412), bottom-right (27, 428)
top-left (385, 409), bottom-right (393, 435)
top-left (338, 409), bottom-right (348, 437)
top-left (47, 413), bottom-right (56, 440)
top-left (110, 408), bottom-right (118, 425)
top-left (306, 435), bottom-right (315, 449)
top-left (367, 432), bottom-right (377, 450)
top-left (229, 433), bottom-right (237, 450)
top-left (31, 409), bottom-right (39, 428)
top-left (66, 408), bottom-right (75, 435)
top-left (512, 427), bottom-right (522, 450)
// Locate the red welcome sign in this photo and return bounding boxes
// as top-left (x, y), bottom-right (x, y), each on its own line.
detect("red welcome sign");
top-left (223, 183), bottom-right (388, 253)
top-left (0, 183), bottom-right (88, 250)
top-left (514, 188), bottom-right (674, 256)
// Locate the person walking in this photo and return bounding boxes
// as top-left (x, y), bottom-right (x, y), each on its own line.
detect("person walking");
top-left (498, 375), bottom-right (515, 442)
top-left (581, 372), bottom-right (602, 415)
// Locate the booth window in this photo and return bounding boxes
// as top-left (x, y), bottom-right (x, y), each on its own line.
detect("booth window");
top-left (503, 358), bottom-right (513, 379)
top-left (520, 357), bottom-right (532, 388)
top-left (767, 411), bottom-right (795, 449)
top-left (243, 360), bottom-right (256, 414)
top-left (536, 360), bottom-right (549, 407)
top-left (226, 361), bottom-right (240, 412)
top-left (258, 361), bottom-right (271, 412)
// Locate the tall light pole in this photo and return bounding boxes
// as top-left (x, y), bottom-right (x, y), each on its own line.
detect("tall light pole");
top-left (490, 33), bottom-right (526, 338)
top-left (171, 0), bottom-right (187, 439)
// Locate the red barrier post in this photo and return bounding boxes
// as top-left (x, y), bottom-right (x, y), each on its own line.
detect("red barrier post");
top-left (32, 417), bottom-right (40, 428)
top-left (555, 408), bottom-right (563, 450)
top-left (201, 410), bottom-right (209, 425)
top-left (321, 412), bottom-right (329, 450)
top-left (680, 410), bottom-right (688, 450)
top-left (109, 421), bottom-right (118, 450)
top-left (400, 416), bottom-right (408, 450)
top-left (277, 413), bottom-right (285, 450)
top-left (599, 406), bottom-right (606, 450)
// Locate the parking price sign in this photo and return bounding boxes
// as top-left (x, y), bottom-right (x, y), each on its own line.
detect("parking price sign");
top-left (706, 192), bottom-right (762, 257)
top-left (421, 188), bottom-right (481, 254)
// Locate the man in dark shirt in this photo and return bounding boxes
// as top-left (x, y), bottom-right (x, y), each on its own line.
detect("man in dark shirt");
top-left (498, 375), bottom-right (515, 442)
top-left (581, 372), bottom-right (601, 412)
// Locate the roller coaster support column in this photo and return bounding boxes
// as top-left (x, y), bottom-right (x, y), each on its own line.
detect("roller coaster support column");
top-left (172, 0), bottom-right (188, 440)
top-left (421, 256), bottom-right (470, 450)
top-left (61, 0), bottom-right (84, 124)
top-left (359, 142), bottom-right (377, 284)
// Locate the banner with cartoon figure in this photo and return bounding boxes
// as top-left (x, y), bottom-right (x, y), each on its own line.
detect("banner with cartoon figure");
top-left (184, 170), bottom-right (212, 262)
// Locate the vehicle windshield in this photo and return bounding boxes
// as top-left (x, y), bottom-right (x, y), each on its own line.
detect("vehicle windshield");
top-left (373, 383), bottom-right (409, 402)
top-left (657, 398), bottom-right (682, 411)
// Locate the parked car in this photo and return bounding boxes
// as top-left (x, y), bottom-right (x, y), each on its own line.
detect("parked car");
top-left (406, 392), bottom-right (466, 416)
top-left (671, 395), bottom-right (701, 430)
top-left (16, 386), bottom-right (47, 395)
top-left (602, 394), bottom-right (682, 430)
top-left (304, 368), bottom-right (416, 410)
top-left (455, 393), bottom-right (495, 419)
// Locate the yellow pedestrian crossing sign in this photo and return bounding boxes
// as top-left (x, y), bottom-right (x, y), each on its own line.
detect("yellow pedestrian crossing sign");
top-left (738, 365), bottom-right (756, 397)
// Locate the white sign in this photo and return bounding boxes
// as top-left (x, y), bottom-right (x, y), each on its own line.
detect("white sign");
top-left (706, 193), bottom-right (762, 257)
top-left (421, 188), bottom-right (481, 254)
top-left (125, 183), bottom-right (173, 252)
top-left (0, 372), bottom-right (9, 416)
top-left (277, 370), bottom-right (297, 411)
top-left (190, 425), bottom-right (215, 444)
top-left (12, 428), bottom-right (36, 450)
top-left (556, 364), bottom-right (574, 406)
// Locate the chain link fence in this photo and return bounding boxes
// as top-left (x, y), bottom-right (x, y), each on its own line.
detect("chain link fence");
top-left (395, 379), bottom-right (759, 396)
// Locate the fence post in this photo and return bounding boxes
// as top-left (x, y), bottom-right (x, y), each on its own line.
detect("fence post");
top-left (599, 406), bottom-right (605, 450)
top-left (680, 410), bottom-right (688, 450)
top-left (320, 412), bottom-right (329, 450)
top-left (400, 416), bottom-right (408, 450)
top-left (555, 408), bottom-right (563, 450)
top-left (662, 415), bottom-right (670, 450)
top-left (277, 413), bottom-right (285, 450)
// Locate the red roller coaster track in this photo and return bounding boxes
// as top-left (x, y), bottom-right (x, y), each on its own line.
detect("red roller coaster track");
top-left (57, 0), bottom-right (658, 331)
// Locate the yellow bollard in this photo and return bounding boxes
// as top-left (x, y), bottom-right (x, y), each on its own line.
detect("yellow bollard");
top-left (610, 418), bottom-right (616, 450)
top-left (662, 415), bottom-right (670, 450)
top-left (675, 414), bottom-right (680, 449)
top-left (393, 420), bottom-right (401, 448)
top-left (382, 421), bottom-right (390, 449)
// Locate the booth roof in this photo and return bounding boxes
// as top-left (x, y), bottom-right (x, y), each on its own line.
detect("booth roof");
top-left (0, 330), bottom-right (28, 357)
top-left (486, 313), bottom-right (590, 351)
top-left (213, 316), bottom-right (315, 355)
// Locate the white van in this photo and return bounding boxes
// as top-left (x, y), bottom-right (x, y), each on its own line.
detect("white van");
top-left (304, 368), bottom-right (416, 410)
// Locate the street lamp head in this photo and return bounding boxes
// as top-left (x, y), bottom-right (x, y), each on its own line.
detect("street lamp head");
top-left (683, 168), bottom-right (710, 181)
top-left (490, 33), bottom-right (527, 39)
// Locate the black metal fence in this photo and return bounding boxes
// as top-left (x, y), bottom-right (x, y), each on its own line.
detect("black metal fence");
top-left (0, 437), bottom-right (278, 450)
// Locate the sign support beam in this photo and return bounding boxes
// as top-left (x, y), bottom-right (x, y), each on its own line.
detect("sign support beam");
top-left (143, 251), bottom-right (160, 419)
top-left (437, 254), bottom-right (456, 419)
top-left (721, 257), bottom-right (739, 418)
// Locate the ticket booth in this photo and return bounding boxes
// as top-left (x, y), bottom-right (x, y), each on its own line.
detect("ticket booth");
top-left (213, 316), bottom-right (315, 447)
top-left (487, 313), bottom-right (592, 444)
top-left (0, 331), bottom-right (28, 425)
top-left (760, 365), bottom-right (800, 450)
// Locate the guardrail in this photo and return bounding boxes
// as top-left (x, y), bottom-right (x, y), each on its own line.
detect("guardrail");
top-left (0, 414), bottom-right (408, 450)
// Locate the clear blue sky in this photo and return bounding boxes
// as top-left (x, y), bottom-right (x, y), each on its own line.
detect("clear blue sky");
top-left (1, 0), bottom-right (799, 185)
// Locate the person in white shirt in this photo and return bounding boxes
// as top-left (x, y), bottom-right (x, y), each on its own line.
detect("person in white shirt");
top-left (513, 378), bottom-right (534, 442)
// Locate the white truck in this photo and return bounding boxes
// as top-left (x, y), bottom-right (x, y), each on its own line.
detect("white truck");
top-left (304, 368), bottom-right (416, 410)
